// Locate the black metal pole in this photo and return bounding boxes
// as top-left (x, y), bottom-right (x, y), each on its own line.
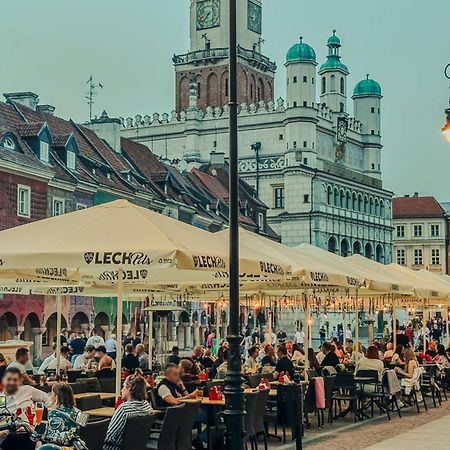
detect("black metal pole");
top-left (224, 0), bottom-right (245, 448)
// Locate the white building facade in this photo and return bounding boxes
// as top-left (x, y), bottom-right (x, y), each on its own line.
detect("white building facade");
top-left (121, 0), bottom-right (393, 261)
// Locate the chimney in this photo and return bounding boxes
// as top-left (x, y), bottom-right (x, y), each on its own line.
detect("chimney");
top-left (413, 192), bottom-right (419, 198)
top-left (3, 92), bottom-right (39, 110)
top-left (36, 104), bottom-right (56, 115)
top-left (210, 151), bottom-right (225, 165)
top-left (85, 110), bottom-right (122, 154)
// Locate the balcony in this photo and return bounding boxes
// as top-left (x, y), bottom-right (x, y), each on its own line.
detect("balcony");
top-left (173, 45), bottom-right (277, 73)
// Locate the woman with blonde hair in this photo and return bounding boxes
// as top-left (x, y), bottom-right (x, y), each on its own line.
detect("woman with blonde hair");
top-left (396, 347), bottom-right (424, 401)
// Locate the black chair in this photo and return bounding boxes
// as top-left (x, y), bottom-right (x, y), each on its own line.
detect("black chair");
top-left (254, 388), bottom-right (270, 450)
top-left (67, 370), bottom-right (82, 383)
top-left (148, 389), bottom-right (164, 410)
top-left (99, 378), bottom-right (116, 393)
top-left (323, 375), bottom-right (336, 424)
top-left (332, 373), bottom-right (359, 422)
top-left (70, 381), bottom-right (88, 394)
top-left (355, 369), bottom-right (388, 419)
top-left (176, 401), bottom-right (202, 450)
top-left (84, 377), bottom-right (102, 392)
top-left (123, 413), bottom-right (159, 450)
top-left (76, 394), bottom-right (103, 411)
top-left (303, 378), bottom-right (321, 429)
top-left (244, 391), bottom-right (259, 450)
top-left (147, 404), bottom-right (185, 450)
top-left (79, 418), bottom-right (110, 450)
top-left (420, 367), bottom-right (442, 408)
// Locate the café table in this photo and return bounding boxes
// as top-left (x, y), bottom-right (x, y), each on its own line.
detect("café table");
top-left (86, 407), bottom-right (115, 418)
top-left (74, 392), bottom-right (116, 400)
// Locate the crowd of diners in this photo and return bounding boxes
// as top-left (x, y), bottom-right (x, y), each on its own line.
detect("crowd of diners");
top-left (0, 323), bottom-right (449, 450)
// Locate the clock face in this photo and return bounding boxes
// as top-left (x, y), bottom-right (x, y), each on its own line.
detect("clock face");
top-left (248, 0), bottom-right (262, 35)
top-left (196, 0), bottom-right (220, 30)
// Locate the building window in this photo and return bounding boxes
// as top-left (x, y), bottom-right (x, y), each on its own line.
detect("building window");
top-left (4, 137), bottom-right (16, 150)
top-left (17, 185), bottom-right (31, 218)
top-left (303, 141), bottom-right (307, 148)
top-left (197, 83), bottom-right (201, 98)
top-left (303, 157), bottom-right (308, 165)
top-left (340, 77), bottom-right (345, 94)
top-left (274, 187), bottom-right (285, 209)
top-left (312, 77), bottom-right (314, 84)
top-left (293, 76), bottom-right (297, 83)
top-left (414, 248), bottom-right (423, 266)
top-left (396, 225), bottom-right (405, 238)
top-left (413, 225), bottom-right (422, 237)
top-left (40, 141), bottom-right (49, 162)
top-left (225, 79), bottom-right (229, 97)
top-left (293, 101), bottom-right (297, 107)
top-left (52, 198), bottom-right (65, 216)
top-left (258, 213), bottom-right (264, 230)
top-left (76, 203), bottom-right (87, 210)
top-left (303, 194), bottom-right (310, 203)
top-left (293, 141), bottom-right (297, 148)
top-left (303, 101), bottom-right (307, 107)
top-left (67, 151), bottom-right (76, 170)
top-left (321, 77), bottom-right (326, 94)
top-left (302, 76), bottom-right (307, 83)
top-left (371, 107), bottom-right (375, 113)
top-left (431, 249), bottom-right (440, 265)
top-left (396, 249), bottom-right (406, 265)
top-left (371, 130), bottom-right (375, 135)
top-left (279, 134), bottom-right (283, 140)
top-left (430, 224), bottom-right (440, 237)
top-left (339, 102), bottom-right (345, 112)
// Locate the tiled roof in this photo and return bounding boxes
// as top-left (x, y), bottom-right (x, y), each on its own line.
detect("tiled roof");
top-left (393, 196), bottom-right (446, 219)
top-left (52, 134), bottom-right (71, 148)
top-left (15, 122), bottom-right (45, 138)
top-left (190, 168), bottom-right (230, 202)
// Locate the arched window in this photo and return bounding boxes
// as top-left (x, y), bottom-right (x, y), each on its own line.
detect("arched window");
top-left (380, 200), bottom-right (385, 217)
top-left (346, 191), bottom-right (351, 209)
top-left (327, 186), bottom-right (332, 205)
top-left (352, 192), bottom-right (357, 210)
top-left (334, 188), bottom-right (339, 206)
top-left (341, 239), bottom-right (350, 257)
top-left (363, 196), bottom-right (368, 213)
top-left (369, 197), bottom-right (374, 215)
top-left (340, 190), bottom-right (345, 208)
top-left (330, 75), bottom-right (336, 92)
top-left (365, 242), bottom-right (373, 259)
top-left (340, 77), bottom-right (345, 94)
top-left (376, 244), bottom-right (384, 263)
top-left (353, 241), bottom-right (361, 255)
top-left (321, 77), bottom-right (326, 94)
top-left (358, 194), bottom-right (363, 212)
top-left (375, 199), bottom-right (380, 216)
top-left (328, 236), bottom-right (337, 254)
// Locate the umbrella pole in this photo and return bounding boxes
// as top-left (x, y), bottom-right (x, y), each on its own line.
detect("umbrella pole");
top-left (304, 297), bottom-right (310, 381)
top-left (392, 299), bottom-right (397, 349)
top-left (148, 298), bottom-right (153, 371)
top-left (56, 295), bottom-right (62, 377)
top-left (354, 292), bottom-right (359, 361)
top-left (115, 269), bottom-right (124, 400)
top-left (446, 307), bottom-right (449, 346)
top-left (422, 300), bottom-right (426, 354)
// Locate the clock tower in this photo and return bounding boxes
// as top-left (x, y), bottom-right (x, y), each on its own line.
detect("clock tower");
top-left (173, 0), bottom-right (276, 112)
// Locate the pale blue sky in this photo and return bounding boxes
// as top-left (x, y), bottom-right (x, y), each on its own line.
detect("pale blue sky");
top-left (1, 0), bottom-right (449, 198)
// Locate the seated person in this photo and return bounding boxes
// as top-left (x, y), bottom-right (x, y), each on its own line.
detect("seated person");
top-left (425, 341), bottom-right (438, 358)
top-left (433, 344), bottom-right (450, 369)
top-left (43, 383), bottom-right (79, 446)
top-left (73, 345), bottom-right (96, 371)
top-left (307, 348), bottom-right (322, 377)
top-left (391, 345), bottom-right (405, 367)
top-left (356, 345), bottom-right (384, 381)
top-left (7, 347), bottom-right (36, 386)
top-left (156, 364), bottom-right (199, 407)
top-left (47, 346), bottom-right (73, 372)
top-left (320, 342), bottom-right (340, 369)
top-left (291, 344), bottom-right (305, 366)
top-left (122, 344), bottom-right (140, 373)
top-left (244, 346), bottom-right (259, 373)
top-left (383, 342), bottom-right (395, 362)
top-left (104, 370), bottom-right (154, 450)
top-left (200, 348), bottom-right (215, 370)
top-left (273, 345), bottom-right (295, 379)
top-left (209, 347), bottom-right (224, 379)
top-left (215, 350), bottom-right (229, 379)
top-left (168, 346), bottom-right (181, 365)
top-left (179, 359), bottom-right (200, 389)
top-left (260, 345), bottom-right (277, 371)
top-left (95, 346), bottom-right (115, 378)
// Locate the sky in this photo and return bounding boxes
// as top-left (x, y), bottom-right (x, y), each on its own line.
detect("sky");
top-left (1, 0), bottom-right (449, 199)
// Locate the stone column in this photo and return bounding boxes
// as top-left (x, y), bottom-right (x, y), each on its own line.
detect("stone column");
top-left (32, 327), bottom-right (46, 365)
top-left (9, 326), bottom-right (24, 340)
top-left (193, 324), bottom-right (200, 347)
top-left (185, 324), bottom-right (192, 349)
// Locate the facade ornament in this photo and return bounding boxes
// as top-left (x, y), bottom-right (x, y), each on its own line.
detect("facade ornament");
top-left (170, 110), bottom-right (178, 122)
top-left (179, 110), bottom-right (187, 121)
top-left (126, 117), bottom-right (133, 128)
top-left (221, 104), bottom-right (229, 117)
top-left (161, 113), bottom-right (169, 124)
top-left (239, 103), bottom-right (249, 115)
top-left (267, 100), bottom-right (275, 112)
top-left (276, 97), bottom-right (285, 112)
top-left (257, 100), bottom-right (267, 113)
top-left (152, 113), bottom-right (160, 125)
top-left (188, 73), bottom-right (198, 111)
top-left (205, 106), bottom-right (214, 119)
top-left (249, 103), bottom-right (257, 113)
top-left (214, 106), bottom-right (222, 117)
top-left (143, 115), bottom-right (151, 125)
top-left (135, 115), bottom-right (142, 126)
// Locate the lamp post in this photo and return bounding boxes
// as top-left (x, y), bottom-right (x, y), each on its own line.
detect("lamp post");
top-left (224, 0), bottom-right (245, 449)
top-left (442, 63), bottom-right (450, 140)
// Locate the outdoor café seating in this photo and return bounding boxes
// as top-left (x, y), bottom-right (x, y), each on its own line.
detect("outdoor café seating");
top-left (123, 414), bottom-right (159, 450)
top-left (147, 404), bottom-right (185, 450)
top-left (79, 418), bottom-right (110, 450)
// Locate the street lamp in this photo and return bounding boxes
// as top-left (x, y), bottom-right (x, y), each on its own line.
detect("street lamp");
top-left (442, 63), bottom-right (450, 141)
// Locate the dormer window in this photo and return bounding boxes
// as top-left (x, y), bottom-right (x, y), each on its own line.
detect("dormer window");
top-left (127, 173), bottom-right (132, 182)
top-left (4, 137), bottom-right (16, 150)
top-left (40, 141), bottom-right (49, 162)
top-left (106, 172), bottom-right (111, 180)
top-left (66, 150), bottom-right (76, 170)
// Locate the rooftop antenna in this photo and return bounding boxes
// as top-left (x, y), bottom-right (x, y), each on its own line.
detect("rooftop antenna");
top-left (85, 75), bottom-right (103, 122)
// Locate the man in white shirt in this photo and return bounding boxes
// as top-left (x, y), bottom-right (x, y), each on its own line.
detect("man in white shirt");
top-left (294, 329), bottom-right (306, 347)
top-left (263, 328), bottom-right (276, 346)
top-left (47, 346), bottom-right (73, 371)
top-left (345, 325), bottom-right (353, 341)
top-left (105, 334), bottom-right (118, 359)
top-left (38, 345), bottom-right (56, 374)
top-left (73, 345), bottom-right (96, 370)
top-left (86, 329), bottom-right (105, 349)
top-left (7, 347), bottom-right (36, 385)
top-left (1, 367), bottom-right (50, 412)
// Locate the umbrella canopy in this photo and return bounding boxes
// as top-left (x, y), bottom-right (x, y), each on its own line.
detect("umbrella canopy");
top-left (0, 200), bottom-right (290, 285)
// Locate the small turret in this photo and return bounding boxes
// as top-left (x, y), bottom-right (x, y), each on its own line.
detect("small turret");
top-left (318, 31), bottom-right (349, 113)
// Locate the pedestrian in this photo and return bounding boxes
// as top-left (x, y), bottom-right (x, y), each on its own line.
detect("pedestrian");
top-left (86, 328), bottom-right (105, 349)
top-left (105, 333), bottom-right (118, 360)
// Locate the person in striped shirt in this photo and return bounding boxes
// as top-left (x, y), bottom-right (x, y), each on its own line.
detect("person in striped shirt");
top-left (103, 369), bottom-right (153, 450)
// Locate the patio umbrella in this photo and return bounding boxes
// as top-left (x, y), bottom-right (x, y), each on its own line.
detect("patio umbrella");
top-left (0, 200), bottom-right (291, 396)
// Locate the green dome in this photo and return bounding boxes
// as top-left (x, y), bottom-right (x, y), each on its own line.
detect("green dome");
top-left (327, 33), bottom-right (341, 46)
top-left (319, 57), bottom-right (349, 74)
top-left (286, 38), bottom-right (316, 63)
top-left (353, 77), bottom-right (382, 97)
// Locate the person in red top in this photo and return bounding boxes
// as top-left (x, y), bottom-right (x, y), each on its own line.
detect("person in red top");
top-left (405, 324), bottom-right (414, 343)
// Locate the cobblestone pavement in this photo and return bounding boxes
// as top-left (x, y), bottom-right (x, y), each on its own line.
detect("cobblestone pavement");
top-left (267, 397), bottom-right (450, 449)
